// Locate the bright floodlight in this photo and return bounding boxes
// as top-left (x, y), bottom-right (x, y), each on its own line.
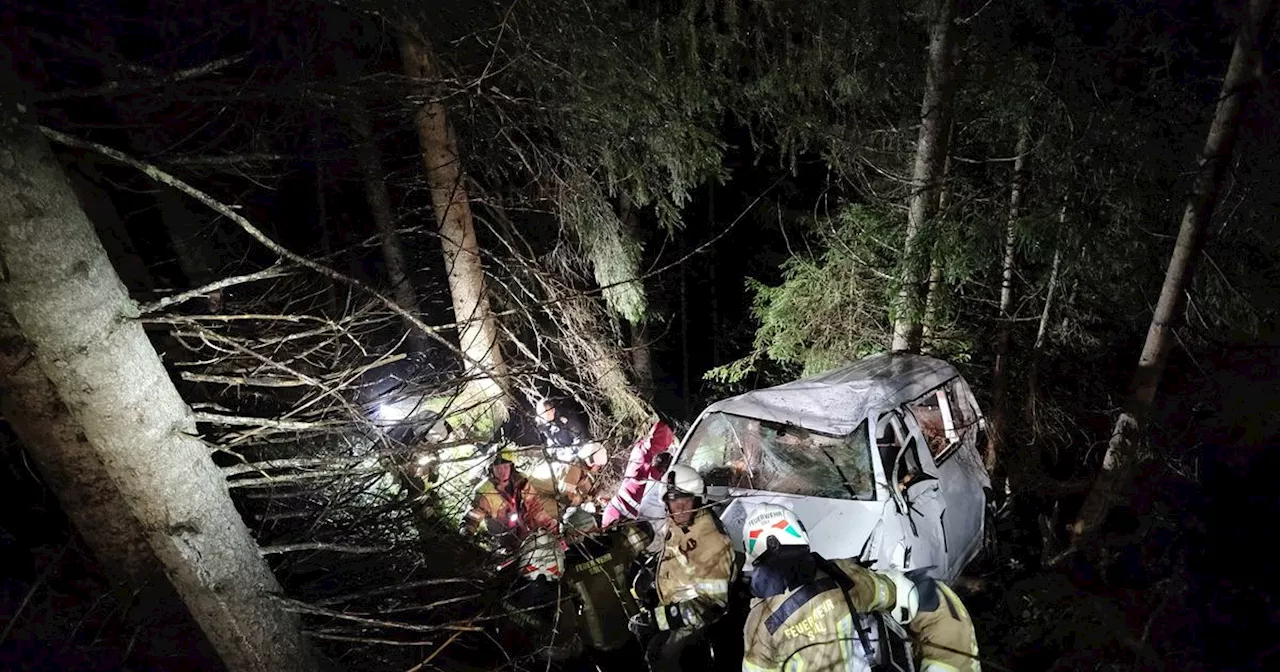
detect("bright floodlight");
top-left (374, 398), bottom-right (414, 423)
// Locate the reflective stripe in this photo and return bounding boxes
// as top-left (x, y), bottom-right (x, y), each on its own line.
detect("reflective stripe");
top-left (873, 575), bottom-right (891, 611)
top-left (744, 659), bottom-right (779, 672)
top-left (665, 581), bottom-right (728, 603)
top-left (696, 580), bottom-right (729, 596)
top-left (938, 584), bottom-right (971, 621)
top-left (764, 578), bottom-right (838, 635)
top-left (615, 486), bottom-right (643, 511)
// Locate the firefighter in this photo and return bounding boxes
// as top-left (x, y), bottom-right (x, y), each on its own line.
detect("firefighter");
top-left (629, 465), bottom-right (737, 672)
top-left (740, 503), bottom-right (980, 672)
top-left (602, 419), bottom-right (676, 528)
top-left (461, 451), bottom-right (560, 547)
top-left (562, 513), bottom-right (652, 655)
top-left (529, 398), bottom-right (607, 506)
top-left (501, 531), bottom-right (583, 662)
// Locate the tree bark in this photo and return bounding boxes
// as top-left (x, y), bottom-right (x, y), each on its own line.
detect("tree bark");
top-left (921, 130), bottom-right (955, 354)
top-left (1024, 201), bottom-right (1065, 441)
top-left (891, 0), bottom-right (960, 352)
top-left (65, 163), bottom-right (155, 294)
top-left (0, 113), bottom-right (313, 671)
top-left (987, 123), bottom-right (1031, 472)
top-left (1069, 0), bottom-right (1275, 546)
top-left (618, 193), bottom-right (654, 397)
top-left (399, 29), bottom-right (507, 418)
top-left (346, 98), bottom-right (426, 349)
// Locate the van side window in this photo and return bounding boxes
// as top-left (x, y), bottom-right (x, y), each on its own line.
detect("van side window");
top-left (907, 378), bottom-right (978, 464)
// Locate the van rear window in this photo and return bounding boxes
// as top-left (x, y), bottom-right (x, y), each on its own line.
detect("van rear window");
top-left (679, 412), bottom-right (874, 500)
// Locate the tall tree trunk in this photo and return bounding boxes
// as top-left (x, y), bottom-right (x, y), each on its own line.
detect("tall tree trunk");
top-left (618, 193), bottom-right (655, 397)
top-left (680, 233), bottom-right (691, 418)
top-left (987, 123), bottom-right (1031, 472)
top-left (1025, 200), bottom-right (1066, 440)
top-left (0, 113), bottom-right (312, 671)
top-left (158, 188), bottom-right (221, 288)
top-left (65, 163), bottom-right (155, 294)
top-left (922, 131), bottom-right (956, 354)
top-left (1069, 0), bottom-right (1274, 546)
top-left (891, 0), bottom-right (960, 352)
top-left (346, 99), bottom-right (427, 349)
top-left (399, 29), bottom-right (507, 421)
top-left (311, 116), bottom-right (342, 321)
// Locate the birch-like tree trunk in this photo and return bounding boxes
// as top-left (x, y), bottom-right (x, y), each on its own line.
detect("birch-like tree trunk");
top-left (1070, 0), bottom-right (1275, 546)
top-left (0, 113), bottom-right (312, 671)
top-left (987, 123), bottom-right (1031, 472)
top-left (891, 0), bottom-right (960, 352)
top-left (399, 29), bottom-right (507, 420)
top-left (921, 133), bottom-right (955, 354)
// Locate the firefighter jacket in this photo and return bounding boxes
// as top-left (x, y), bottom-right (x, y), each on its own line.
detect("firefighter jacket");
top-left (742, 559), bottom-right (893, 672)
top-left (655, 509), bottom-right (736, 628)
top-left (910, 581), bottom-right (980, 672)
top-left (466, 475), bottom-right (560, 537)
top-left (563, 530), bottom-right (642, 651)
top-left (743, 560), bottom-right (980, 672)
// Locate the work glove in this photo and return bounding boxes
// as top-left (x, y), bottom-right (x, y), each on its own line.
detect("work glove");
top-left (654, 603), bottom-right (688, 631)
top-left (628, 609), bottom-right (657, 638)
top-left (631, 567), bottom-right (658, 607)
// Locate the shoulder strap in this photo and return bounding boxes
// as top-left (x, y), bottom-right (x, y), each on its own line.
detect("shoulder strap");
top-left (812, 555), bottom-right (878, 670)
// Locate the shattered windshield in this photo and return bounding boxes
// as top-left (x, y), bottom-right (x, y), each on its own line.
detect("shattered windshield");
top-left (679, 412), bottom-right (874, 500)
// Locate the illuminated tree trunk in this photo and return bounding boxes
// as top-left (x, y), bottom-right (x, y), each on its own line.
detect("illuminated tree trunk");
top-left (987, 123), bottom-right (1030, 472)
top-left (399, 29), bottom-right (507, 419)
top-left (921, 132), bottom-right (955, 354)
top-left (891, 0), bottom-right (960, 352)
top-left (0, 112), bottom-right (312, 671)
top-left (1070, 0), bottom-right (1274, 546)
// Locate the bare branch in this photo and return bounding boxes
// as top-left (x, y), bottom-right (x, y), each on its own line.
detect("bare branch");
top-left (259, 543), bottom-right (391, 556)
top-left (180, 372), bottom-right (310, 388)
top-left (37, 126), bottom-right (503, 388)
top-left (139, 265), bottom-right (292, 313)
top-left (193, 412), bottom-right (333, 430)
top-left (36, 53), bottom-right (249, 101)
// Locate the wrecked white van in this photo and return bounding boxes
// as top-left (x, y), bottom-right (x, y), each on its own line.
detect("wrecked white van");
top-left (639, 352), bottom-right (992, 581)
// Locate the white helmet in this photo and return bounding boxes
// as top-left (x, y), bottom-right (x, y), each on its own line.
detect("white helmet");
top-left (562, 506), bottom-right (598, 537)
top-left (742, 503), bottom-right (810, 564)
top-left (664, 464), bottom-right (705, 498)
top-left (882, 569), bottom-right (920, 624)
top-left (517, 532), bottom-right (564, 581)
top-left (576, 441), bottom-right (608, 467)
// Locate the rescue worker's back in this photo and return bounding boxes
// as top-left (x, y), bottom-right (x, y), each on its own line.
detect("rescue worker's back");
top-left (740, 504), bottom-right (980, 672)
top-left (742, 558), bottom-right (893, 672)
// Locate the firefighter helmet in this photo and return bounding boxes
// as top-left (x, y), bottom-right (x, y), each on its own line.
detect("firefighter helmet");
top-left (622, 520), bottom-right (656, 556)
top-left (664, 464), bottom-right (705, 498)
top-left (518, 532), bottom-right (564, 581)
top-left (742, 503), bottom-right (810, 564)
top-left (883, 569), bottom-right (920, 624)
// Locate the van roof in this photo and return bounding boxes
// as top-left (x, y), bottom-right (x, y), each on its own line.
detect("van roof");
top-left (703, 352), bottom-right (962, 436)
